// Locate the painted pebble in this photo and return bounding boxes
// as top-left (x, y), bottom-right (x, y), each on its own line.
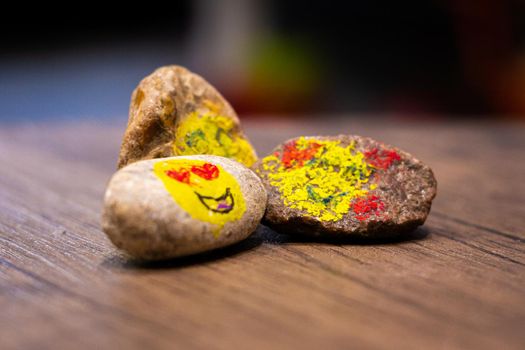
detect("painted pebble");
top-left (253, 135), bottom-right (437, 238)
top-left (118, 65), bottom-right (257, 169)
top-left (102, 155), bottom-right (267, 259)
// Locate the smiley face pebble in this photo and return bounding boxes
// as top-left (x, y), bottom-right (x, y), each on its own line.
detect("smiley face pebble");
top-left (102, 155), bottom-right (266, 260)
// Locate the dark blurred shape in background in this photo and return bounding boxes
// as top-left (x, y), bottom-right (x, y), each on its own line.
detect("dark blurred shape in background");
top-left (1, 0), bottom-right (525, 121)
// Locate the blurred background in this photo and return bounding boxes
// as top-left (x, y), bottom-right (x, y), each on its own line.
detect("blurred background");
top-left (2, 0), bottom-right (525, 122)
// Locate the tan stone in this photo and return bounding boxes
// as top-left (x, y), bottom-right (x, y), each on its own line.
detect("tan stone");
top-left (118, 65), bottom-right (257, 169)
top-left (102, 155), bottom-right (267, 260)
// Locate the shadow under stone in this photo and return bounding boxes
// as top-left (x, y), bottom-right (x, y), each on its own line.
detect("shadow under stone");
top-left (101, 225), bottom-right (430, 270)
top-left (101, 225), bottom-right (265, 270)
top-left (256, 224), bottom-right (431, 246)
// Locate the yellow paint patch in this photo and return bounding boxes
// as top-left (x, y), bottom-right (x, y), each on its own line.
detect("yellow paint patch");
top-left (154, 159), bottom-right (246, 237)
top-left (173, 109), bottom-right (257, 167)
top-left (261, 137), bottom-right (375, 222)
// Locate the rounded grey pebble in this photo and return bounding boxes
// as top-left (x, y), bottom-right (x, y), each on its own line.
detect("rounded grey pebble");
top-left (102, 155), bottom-right (267, 260)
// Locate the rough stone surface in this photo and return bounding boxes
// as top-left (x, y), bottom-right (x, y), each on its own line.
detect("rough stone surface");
top-left (253, 135), bottom-right (437, 238)
top-left (118, 65), bottom-right (257, 169)
top-left (102, 155), bottom-right (267, 260)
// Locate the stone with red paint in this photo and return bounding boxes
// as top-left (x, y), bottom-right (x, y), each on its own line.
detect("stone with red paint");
top-left (253, 135), bottom-right (437, 238)
top-left (102, 155), bottom-right (267, 260)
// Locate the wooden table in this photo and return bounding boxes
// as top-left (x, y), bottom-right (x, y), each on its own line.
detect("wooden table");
top-left (1, 118), bottom-right (524, 350)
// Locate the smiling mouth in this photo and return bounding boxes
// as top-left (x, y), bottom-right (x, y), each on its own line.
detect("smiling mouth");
top-left (195, 187), bottom-right (234, 213)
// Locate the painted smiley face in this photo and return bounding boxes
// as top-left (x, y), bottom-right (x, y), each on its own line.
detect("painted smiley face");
top-left (153, 159), bottom-right (246, 236)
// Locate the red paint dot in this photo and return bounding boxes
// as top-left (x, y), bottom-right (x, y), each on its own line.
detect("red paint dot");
top-left (165, 168), bottom-right (191, 184)
top-left (280, 140), bottom-right (322, 168)
top-left (351, 195), bottom-right (385, 221)
top-left (190, 163), bottom-right (219, 180)
top-left (364, 148), bottom-right (401, 169)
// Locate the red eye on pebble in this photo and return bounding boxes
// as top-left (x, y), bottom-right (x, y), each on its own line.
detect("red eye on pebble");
top-left (165, 168), bottom-right (191, 184)
top-left (191, 163), bottom-right (219, 180)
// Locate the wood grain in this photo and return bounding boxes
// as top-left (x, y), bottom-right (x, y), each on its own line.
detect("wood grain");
top-left (0, 118), bottom-right (524, 350)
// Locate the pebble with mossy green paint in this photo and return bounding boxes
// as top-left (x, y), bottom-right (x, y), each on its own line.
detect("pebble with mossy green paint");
top-left (253, 135), bottom-right (437, 238)
top-left (118, 65), bottom-right (257, 169)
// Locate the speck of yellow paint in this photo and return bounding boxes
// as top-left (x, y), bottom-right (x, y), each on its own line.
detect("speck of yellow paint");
top-left (173, 111), bottom-right (257, 167)
top-left (262, 137), bottom-right (377, 222)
